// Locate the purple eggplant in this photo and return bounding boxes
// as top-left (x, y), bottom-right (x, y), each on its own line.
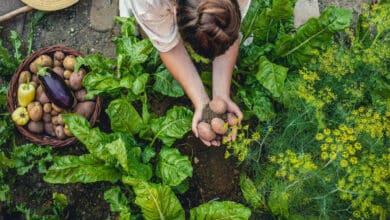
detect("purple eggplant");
top-left (38, 68), bottom-right (76, 109)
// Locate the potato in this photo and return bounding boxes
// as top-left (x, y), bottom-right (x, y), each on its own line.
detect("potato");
top-left (57, 114), bottom-right (65, 125)
top-left (29, 81), bottom-right (37, 88)
top-left (69, 70), bottom-right (85, 90)
top-left (63, 70), bottom-right (72, 79)
top-left (227, 113), bottom-right (238, 126)
top-left (31, 74), bottom-right (38, 83)
top-left (211, 117), bottom-right (228, 135)
top-left (73, 101), bottom-right (95, 119)
top-left (27, 121), bottom-right (44, 134)
top-left (55, 125), bottom-right (66, 139)
top-left (51, 116), bottom-right (59, 125)
top-left (43, 103), bottom-right (52, 113)
top-left (44, 123), bottom-right (55, 136)
top-left (27, 102), bottom-right (43, 121)
top-left (30, 55), bottom-right (53, 73)
top-left (75, 89), bottom-right (87, 102)
top-left (54, 51), bottom-right (65, 61)
top-left (63, 55), bottom-right (76, 71)
top-left (51, 103), bottom-right (63, 113)
top-left (18, 71), bottom-right (31, 85)
top-left (53, 59), bottom-right (62, 67)
top-left (209, 98), bottom-right (227, 115)
top-left (37, 91), bottom-right (50, 104)
top-left (52, 66), bottom-right (64, 78)
top-left (42, 113), bottom-right (51, 123)
top-left (64, 125), bottom-right (73, 136)
top-left (197, 122), bottom-right (216, 142)
top-left (51, 110), bottom-right (59, 116)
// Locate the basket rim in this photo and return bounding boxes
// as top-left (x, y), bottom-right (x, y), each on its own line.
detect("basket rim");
top-left (7, 45), bottom-right (102, 148)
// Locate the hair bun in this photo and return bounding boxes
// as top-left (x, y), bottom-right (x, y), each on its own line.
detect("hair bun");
top-left (177, 0), bottom-right (241, 59)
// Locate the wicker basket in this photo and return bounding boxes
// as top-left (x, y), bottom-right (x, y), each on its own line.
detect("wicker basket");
top-left (7, 45), bottom-right (102, 147)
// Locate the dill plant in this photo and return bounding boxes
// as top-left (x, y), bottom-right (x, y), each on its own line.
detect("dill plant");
top-left (241, 2), bottom-right (390, 219)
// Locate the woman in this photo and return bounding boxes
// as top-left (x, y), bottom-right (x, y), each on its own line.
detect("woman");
top-left (122, 0), bottom-right (251, 146)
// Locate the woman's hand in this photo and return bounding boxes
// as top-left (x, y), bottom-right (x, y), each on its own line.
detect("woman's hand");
top-left (217, 96), bottom-right (243, 141)
top-left (192, 104), bottom-right (221, 147)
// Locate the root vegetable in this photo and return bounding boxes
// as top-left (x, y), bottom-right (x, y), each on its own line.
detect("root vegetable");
top-left (42, 113), bottom-right (51, 123)
top-left (30, 81), bottom-right (37, 88)
top-left (27, 102), bottom-right (43, 121)
top-left (27, 121), bottom-right (44, 134)
top-left (37, 91), bottom-right (50, 104)
top-left (209, 98), bottom-right (227, 114)
top-left (51, 110), bottom-right (59, 116)
top-left (18, 71), bottom-right (31, 85)
top-left (73, 101), bottom-right (95, 119)
top-left (63, 55), bottom-right (76, 71)
top-left (63, 70), bottom-right (72, 79)
top-left (197, 122), bottom-right (216, 142)
top-left (54, 51), bottom-right (65, 61)
top-left (69, 70), bottom-right (85, 90)
top-left (211, 117), bottom-right (228, 135)
top-left (52, 66), bottom-right (64, 78)
top-left (64, 125), bottom-right (72, 136)
top-left (43, 103), bottom-right (52, 113)
top-left (227, 113), bottom-right (238, 126)
top-left (54, 59), bottom-right (62, 67)
top-left (55, 125), bottom-right (66, 139)
top-left (75, 89), bottom-right (87, 102)
top-left (57, 114), bottom-right (65, 125)
top-left (51, 103), bottom-right (63, 112)
top-left (30, 55), bottom-right (53, 73)
top-left (44, 123), bottom-right (55, 136)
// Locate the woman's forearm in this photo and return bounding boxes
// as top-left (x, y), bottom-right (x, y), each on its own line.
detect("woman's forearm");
top-left (159, 42), bottom-right (210, 109)
top-left (212, 39), bottom-right (240, 99)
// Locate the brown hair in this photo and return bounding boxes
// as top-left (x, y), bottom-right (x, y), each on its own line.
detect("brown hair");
top-left (177, 0), bottom-right (241, 59)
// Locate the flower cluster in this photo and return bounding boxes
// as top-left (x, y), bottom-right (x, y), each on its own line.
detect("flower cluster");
top-left (347, 106), bottom-right (390, 139)
top-left (269, 150), bottom-right (318, 182)
top-left (337, 149), bottom-right (390, 219)
top-left (223, 124), bottom-right (260, 161)
top-left (315, 124), bottom-right (361, 167)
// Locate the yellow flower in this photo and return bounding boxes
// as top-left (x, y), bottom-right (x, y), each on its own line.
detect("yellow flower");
top-left (315, 133), bottom-right (325, 141)
top-left (349, 157), bottom-right (358, 165)
top-left (323, 128), bottom-right (331, 135)
top-left (269, 155), bottom-right (276, 163)
top-left (321, 152), bottom-right (329, 160)
top-left (330, 152), bottom-right (337, 160)
top-left (340, 159), bottom-right (349, 168)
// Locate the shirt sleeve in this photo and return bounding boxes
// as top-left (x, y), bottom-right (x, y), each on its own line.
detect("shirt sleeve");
top-left (128, 0), bottom-right (179, 52)
top-left (239, 0), bottom-right (252, 19)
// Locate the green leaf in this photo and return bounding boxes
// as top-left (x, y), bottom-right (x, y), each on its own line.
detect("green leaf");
top-left (256, 56), bottom-right (288, 97)
top-left (44, 154), bottom-right (121, 183)
top-left (274, 7), bottom-right (353, 66)
top-left (106, 99), bottom-right (143, 135)
top-left (151, 106), bottom-right (193, 146)
top-left (153, 67), bottom-right (185, 97)
top-left (53, 192), bottom-right (68, 209)
top-left (239, 174), bottom-right (265, 210)
top-left (157, 147), bottom-right (193, 187)
top-left (190, 201), bottom-right (251, 220)
top-left (132, 73), bottom-right (149, 95)
top-left (62, 114), bottom-right (116, 163)
top-left (106, 139), bottom-right (129, 172)
top-left (104, 187), bottom-right (131, 220)
top-left (239, 89), bottom-right (276, 121)
top-left (123, 178), bottom-right (185, 220)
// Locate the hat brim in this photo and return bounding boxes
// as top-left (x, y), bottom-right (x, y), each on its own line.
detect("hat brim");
top-left (21, 0), bottom-right (79, 11)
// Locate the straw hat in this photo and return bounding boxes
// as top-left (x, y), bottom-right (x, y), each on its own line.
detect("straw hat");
top-left (21, 0), bottom-right (79, 11)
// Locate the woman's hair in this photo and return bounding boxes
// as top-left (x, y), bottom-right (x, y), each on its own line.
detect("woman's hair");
top-left (177, 0), bottom-right (241, 59)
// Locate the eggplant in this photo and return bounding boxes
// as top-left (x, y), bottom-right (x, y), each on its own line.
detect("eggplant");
top-left (38, 68), bottom-right (76, 109)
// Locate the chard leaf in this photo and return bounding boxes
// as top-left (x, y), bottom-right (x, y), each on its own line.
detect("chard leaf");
top-left (239, 89), bottom-right (276, 121)
top-left (127, 147), bottom-right (153, 181)
top-left (132, 73), bottom-right (149, 95)
top-left (274, 7), bottom-right (352, 66)
top-left (106, 139), bottom-right (129, 172)
top-left (240, 174), bottom-right (265, 210)
top-left (123, 178), bottom-right (185, 220)
top-left (62, 114), bottom-right (116, 163)
top-left (190, 201), bottom-right (251, 220)
top-left (44, 154), bottom-right (121, 183)
top-left (104, 187), bottom-right (131, 220)
top-left (157, 147), bottom-right (193, 187)
top-left (256, 56), bottom-right (288, 98)
top-left (82, 71), bottom-right (133, 97)
top-left (116, 38), bottom-right (154, 67)
top-left (151, 106), bottom-right (193, 146)
top-left (153, 68), bottom-right (185, 97)
top-left (106, 99), bottom-right (143, 135)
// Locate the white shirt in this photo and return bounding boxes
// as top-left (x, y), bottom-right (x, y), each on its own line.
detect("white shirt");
top-left (122, 0), bottom-right (251, 52)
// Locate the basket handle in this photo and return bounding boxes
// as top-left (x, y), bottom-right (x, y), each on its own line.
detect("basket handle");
top-left (0, 5), bottom-right (33, 24)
